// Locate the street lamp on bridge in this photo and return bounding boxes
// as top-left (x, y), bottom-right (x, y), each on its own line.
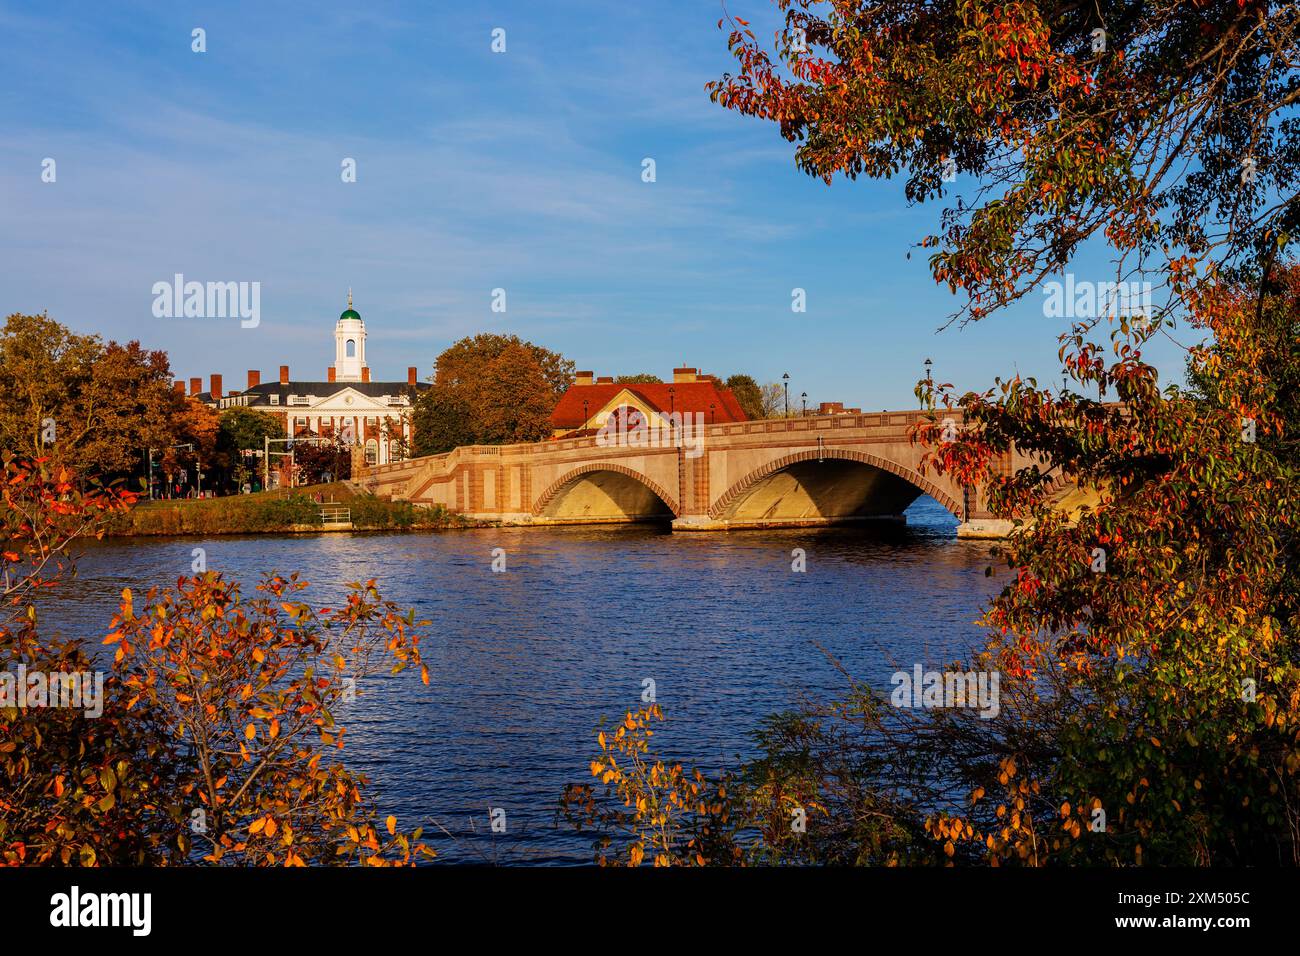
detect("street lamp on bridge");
top-left (801, 391), bottom-right (807, 417)
top-left (782, 372), bottom-right (790, 417)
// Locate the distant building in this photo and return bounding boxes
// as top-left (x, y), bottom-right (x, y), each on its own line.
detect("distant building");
top-left (817, 401), bottom-right (862, 416)
top-left (183, 293), bottom-right (429, 466)
top-left (550, 366), bottom-right (748, 438)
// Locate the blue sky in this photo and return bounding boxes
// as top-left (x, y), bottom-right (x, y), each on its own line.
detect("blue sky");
top-left (0, 0), bottom-right (1194, 409)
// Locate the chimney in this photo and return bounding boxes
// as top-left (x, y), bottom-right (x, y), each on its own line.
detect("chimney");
top-left (673, 367), bottom-right (698, 383)
top-left (210, 374), bottom-right (223, 400)
top-left (574, 371), bottom-right (594, 386)
top-left (189, 377), bottom-right (202, 396)
top-left (361, 367), bottom-right (371, 383)
top-left (328, 367), bottom-right (336, 383)
top-left (407, 366), bottom-right (418, 386)
top-left (173, 381), bottom-right (186, 395)
top-left (596, 376), bottom-right (613, 384)
top-left (279, 365), bottom-right (290, 385)
top-left (247, 369), bottom-right (260, 389)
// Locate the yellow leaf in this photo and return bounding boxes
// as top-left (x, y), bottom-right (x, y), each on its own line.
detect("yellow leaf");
top-left (245, 723), bottom-right (256, 740)
top-left (386, 815), bottom-right (397, 835)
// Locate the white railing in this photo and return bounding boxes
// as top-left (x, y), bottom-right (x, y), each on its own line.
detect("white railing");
top-left (319, 505), bottom-right (351, 524)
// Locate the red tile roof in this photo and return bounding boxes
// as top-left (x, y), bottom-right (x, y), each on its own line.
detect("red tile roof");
top-left (550, 380), bottom-right (749, 429)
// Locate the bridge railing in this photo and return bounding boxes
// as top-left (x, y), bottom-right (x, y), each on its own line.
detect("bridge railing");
top-left (355, 409), bottom-right (963, 480)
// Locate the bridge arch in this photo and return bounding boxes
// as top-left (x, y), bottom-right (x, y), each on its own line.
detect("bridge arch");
top-left (709, 449), bottom-right (962, 523)
top-left (532, 463), bottom-right (680, 523)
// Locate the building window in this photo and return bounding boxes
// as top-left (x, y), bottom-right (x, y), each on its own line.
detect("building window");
top-left (346, 339), bottom-right (356, 358)
top-left (270, 394), bottom-right (279, 405)
top-left (364, 439), bottom-right (378, 465)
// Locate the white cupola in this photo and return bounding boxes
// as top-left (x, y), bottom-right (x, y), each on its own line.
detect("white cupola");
top-left (334, 288), bottom-right (368, 382)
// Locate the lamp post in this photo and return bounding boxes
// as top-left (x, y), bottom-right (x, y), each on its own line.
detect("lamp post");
top-left (709, 402), bottom-right (715, 424)
top-left (782, 372), bottom-right (790, 417)
top-left (668, 386), bottom-right (675, 416)
top-left (801, 391), bottom-right (807, 417)
top-left (582, 399), bottom-right (588, 429)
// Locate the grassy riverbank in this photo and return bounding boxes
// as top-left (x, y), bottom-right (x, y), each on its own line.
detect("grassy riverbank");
top-left (105, 482), bottom-right (472, 536)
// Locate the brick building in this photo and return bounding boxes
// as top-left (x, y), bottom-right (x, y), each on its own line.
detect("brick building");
top-left (549, 366), bottom-right (748, 437)
top-left (184, 294), bottom-right (428, 466)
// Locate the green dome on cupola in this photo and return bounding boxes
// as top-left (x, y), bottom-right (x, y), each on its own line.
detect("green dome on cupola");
top-left (338, 288), bottom-right (361, 323)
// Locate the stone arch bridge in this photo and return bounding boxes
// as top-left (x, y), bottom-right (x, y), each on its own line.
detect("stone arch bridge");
top-left (354, 410), bottom-right (1031, 537)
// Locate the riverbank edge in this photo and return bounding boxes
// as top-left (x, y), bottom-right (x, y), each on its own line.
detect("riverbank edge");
top-left (100, 519), bottom-right (486, 538)
top-left (101, 488), bottom-right (485, 537)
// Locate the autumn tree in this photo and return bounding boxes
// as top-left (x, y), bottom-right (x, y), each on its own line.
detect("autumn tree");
top-left (476, 342), bottom-right (556, 444)
top-left (0, 453), bottom-right (436, 866)
top-left (175, 398), bottom-right (221, 470)
top-left (410, 384), bottom-right (477, 457)
top-left (434, 333), bottom-right (574, 399)
top-left (291, 433), bottom-right (351, 485)
top-left (615, 373), bottom-right (664, 384)
top-left (724, 374), bottom-right (765, 420)
top-left (0, 456), bottom-right (169, 865)
top-left (709, 0), bottom-right (1300, 325)
top-left (757, 382), bottom-right (786, 417)
top-left (73, 340), bottom-right (181, 477)
top-left (413, 334), bottom-right (572, 450)
top-left (568, 269), bottom-right (1300, 865)
top-left (0, 313), bottom-right (180, 479)
top-left (107, 573), bottom-right (434, 865)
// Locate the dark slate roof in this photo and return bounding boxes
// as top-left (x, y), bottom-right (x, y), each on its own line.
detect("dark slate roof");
top-left (198, 379), bottom-right (429, 405)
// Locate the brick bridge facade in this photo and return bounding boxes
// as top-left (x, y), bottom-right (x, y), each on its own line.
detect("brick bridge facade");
top-left (353, 410), bottom-right (1032, 537)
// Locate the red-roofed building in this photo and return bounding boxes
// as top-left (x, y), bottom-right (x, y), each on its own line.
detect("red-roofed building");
top-left (551, 367), bottom-right (748, 437)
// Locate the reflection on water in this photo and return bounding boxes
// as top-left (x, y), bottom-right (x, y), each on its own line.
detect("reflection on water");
top-left (38, 497), bottom-right (999, 864)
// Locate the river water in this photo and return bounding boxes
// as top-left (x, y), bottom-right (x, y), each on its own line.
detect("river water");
top-left (38, 497), bottom-right (999, 864)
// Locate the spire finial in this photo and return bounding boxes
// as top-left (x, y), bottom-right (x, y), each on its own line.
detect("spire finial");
top-left (347, 287), bottom-right (353, 308)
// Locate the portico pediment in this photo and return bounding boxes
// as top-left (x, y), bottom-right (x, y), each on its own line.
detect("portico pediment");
top-left (305, 387), bottom-right (392, 412)
top-left (593, 388), bottom-right (661, 423)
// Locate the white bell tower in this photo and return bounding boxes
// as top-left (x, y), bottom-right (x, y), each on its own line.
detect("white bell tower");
top-left (334, 288), bottom-right (368, 382)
